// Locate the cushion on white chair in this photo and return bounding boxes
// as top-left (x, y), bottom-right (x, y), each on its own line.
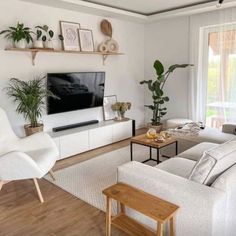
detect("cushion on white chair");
top-left (156, 157), bottom-right (196, 178)
top-left (189, 138), bottom-right (236, 185)
top-left (165, 118), bottom-right (193, 129)
top-left (178, 142), bottom-right (218, 161)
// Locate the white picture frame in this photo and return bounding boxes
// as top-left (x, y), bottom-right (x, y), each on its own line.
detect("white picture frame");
top-left (103, 95), bottom-right (117, 121)
top-left (78, 29), bottom-right (94, 52)
top-left (60, 21), bottom-right (81, 51)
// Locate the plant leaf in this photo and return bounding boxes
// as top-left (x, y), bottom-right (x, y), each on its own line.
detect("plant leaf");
top-left (153, 60), bottom-right (164, 76)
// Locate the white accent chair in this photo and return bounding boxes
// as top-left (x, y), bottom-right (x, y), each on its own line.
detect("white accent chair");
top-left (0, 108), bottom-right (59, 203)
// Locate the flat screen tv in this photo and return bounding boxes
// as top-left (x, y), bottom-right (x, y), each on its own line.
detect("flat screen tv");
top-left (47, 72), bottom-right (105, 115)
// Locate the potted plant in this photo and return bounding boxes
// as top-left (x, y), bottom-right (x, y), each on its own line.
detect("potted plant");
top-left (111, 102), bottom-right (131, 121)
top-left (0, 22), bottom-right (34, 48)
top-left (5, 76), bottom-right (58, 136)
top-left (140, 60), bottom-right (193, 132)
top-left (35, 25), bottom-right (54, 49)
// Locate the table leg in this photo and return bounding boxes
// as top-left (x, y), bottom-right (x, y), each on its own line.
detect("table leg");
top-left (130, 142), bottom-right (133, 161)
top-left (106, 197), bottom-right (112, 236)
top-left (157, 222), bottom-right (163, 236)
top-left (175, 141), bottom-right (178, 155)
top-left (120, 202), bottom-right (126, 214)
top-left (170, 216), bottom-right (176, 236)
top-left (150, 147), bottom-right (152, 160)
top-left (157, 148), bottom-right (160, 163)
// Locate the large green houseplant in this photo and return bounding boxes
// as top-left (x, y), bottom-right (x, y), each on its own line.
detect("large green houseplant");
top-left (5, 76), bottom-right (58, 136)
top-left (140, 60), bottom-right (192, 131)
top-left (0, 22), bottom-right (34, 48)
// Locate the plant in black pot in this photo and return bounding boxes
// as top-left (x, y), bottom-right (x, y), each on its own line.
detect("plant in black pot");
top-left (0, 22), bottom-right (34, 48)
top-left (140, 60), bottom-right (193, 132)
top-left (5, 76), bottom-right (58, 136)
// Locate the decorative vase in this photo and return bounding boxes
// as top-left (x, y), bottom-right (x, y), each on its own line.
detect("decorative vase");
top-left (148, 123), bottom-right (163, 133)
top-left (33, 40), bottom-right (44, 49)
top-left (44, 40), bottom-right (54, 49)
top-left (117, 111), bottom-right (125, 121)
top-left (24, 123), bottom-right (44, 136)
top-left (14, 39), bottom-right (27, 49)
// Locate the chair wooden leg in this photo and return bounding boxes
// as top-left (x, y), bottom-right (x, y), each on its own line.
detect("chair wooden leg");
top-left (49, 170), bottom-right (56, 181)
top-left (0, 181), bottom-right (3, 191)
top-left (33, 178), bottom-right (44, 203)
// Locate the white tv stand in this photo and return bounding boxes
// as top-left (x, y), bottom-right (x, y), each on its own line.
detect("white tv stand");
top-left (48, 119), bottom-right (133, 160)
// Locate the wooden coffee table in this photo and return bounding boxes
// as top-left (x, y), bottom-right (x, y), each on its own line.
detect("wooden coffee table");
top-left (130, 134), bottom-right (178, 163)
top-left (103, 183), bottom-right (179, 236)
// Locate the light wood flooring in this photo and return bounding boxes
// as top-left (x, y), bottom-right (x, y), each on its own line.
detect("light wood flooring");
top-left (0, 128), bottom-right (146, 236)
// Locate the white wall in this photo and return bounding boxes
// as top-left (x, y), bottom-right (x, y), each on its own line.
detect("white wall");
top-left (0, 0), bottom-right (145, 136)
top-left (144, 16), bottom-right (190, 124)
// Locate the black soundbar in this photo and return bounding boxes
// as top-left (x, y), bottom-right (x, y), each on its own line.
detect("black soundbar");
top-left (52, 120), bottom-right (99, 132)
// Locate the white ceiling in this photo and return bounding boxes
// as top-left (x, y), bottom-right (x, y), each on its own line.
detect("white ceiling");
top-left (81, 0), bottom-right (215, 15)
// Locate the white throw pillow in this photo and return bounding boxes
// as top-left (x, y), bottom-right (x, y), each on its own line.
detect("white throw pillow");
top-left (189, 138), bottom-right (236, 185)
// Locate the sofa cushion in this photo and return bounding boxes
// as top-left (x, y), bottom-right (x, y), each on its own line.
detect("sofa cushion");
top-left (178, 142), bottom-right (218, 161)
top-left (189, 138), bottom-right (236, 185)
top-left (156, 157), bottom-right (196, 178)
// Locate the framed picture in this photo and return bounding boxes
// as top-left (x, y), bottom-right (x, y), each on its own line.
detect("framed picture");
top-left (60, 21), bottom-right (81, 51)
top-left (78, 29), bottom-right (94, 52)
top-left (103, 95), bottom-right (117, 121)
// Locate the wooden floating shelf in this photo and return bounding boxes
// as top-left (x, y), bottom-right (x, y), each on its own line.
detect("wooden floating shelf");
top-left (5, 48), bottom-right (124, 66)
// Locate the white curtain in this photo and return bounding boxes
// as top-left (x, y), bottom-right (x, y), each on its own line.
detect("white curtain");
top-left (189, 7), bottom-right (236, 127)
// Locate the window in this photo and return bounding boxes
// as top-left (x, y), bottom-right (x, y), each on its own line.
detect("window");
top-left (205, 25), bottom-right (236, 129)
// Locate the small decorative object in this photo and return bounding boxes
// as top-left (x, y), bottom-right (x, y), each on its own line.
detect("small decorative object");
top-left (155, 135), bottom-right (166, 143)
top-left (111, 102), bottom-right (131, 121)
top-left (5, 76), bottom-right (58, 136)
top-left (35, 25), bottom-right (54, 49)
top-left (98, 19), bottom-right (119, 53)
top-left (140, 59), bottom-right (193, 132)
top-left (98, 42), bottom-right (108, 53)
top-left (0, 22), bottom-right (34, 49)
top-left (78, 29), bottom-right (94, 52)
top-left (60, 21), bottom-right (81, 51)
top-left (103, 95), bottom-right (117, 121)
top-left (146, 128), bottom-right (157, 139)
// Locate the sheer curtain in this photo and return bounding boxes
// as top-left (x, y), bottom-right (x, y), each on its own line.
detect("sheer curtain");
top-left (189, 7), bottom-right (236, 128)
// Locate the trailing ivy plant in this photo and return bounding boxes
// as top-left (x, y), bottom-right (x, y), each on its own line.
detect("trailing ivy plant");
top-left (140, 60), bottom-right (193, 126)
top-left (0, 22), bottom-right (34, 43)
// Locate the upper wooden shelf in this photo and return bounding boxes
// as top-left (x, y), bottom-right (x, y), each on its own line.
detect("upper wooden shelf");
top-left (5, 48), bottom-right (124, 66)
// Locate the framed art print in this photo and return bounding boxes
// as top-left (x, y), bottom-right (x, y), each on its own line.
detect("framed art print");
top-left (78, 29), bottom-right (94, 52)
top-left (60, 21), bottom-right (81, 51)
top-left (103, 95), bottom-right (117, 121)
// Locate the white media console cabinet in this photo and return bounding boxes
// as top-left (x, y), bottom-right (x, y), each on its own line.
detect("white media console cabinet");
top-left (48, 119), bottom-right (133, 160)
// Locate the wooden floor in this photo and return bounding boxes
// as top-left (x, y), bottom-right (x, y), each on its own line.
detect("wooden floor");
top-left (0, 129), bottom-right (146, 236)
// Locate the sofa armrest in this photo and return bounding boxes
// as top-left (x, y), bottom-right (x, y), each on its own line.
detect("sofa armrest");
top-left (222, 124), bottom-right (236, 135)
top-left (117, 161), bottom-right (226, 236)
top-left (0, 151), bottom-right (42, 180)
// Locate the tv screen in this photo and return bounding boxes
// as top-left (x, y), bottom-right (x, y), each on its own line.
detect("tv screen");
top-left (47, 72), bottom-right (105, 115)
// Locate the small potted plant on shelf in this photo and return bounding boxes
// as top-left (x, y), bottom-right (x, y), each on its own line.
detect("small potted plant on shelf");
top-left (111, 102), bottom-right (131, 121)
top-left (140, 59), bottom-right (193, 132)
top-left (35, 25), bottom-right (54, 49)
top-left (5, 76), bottom-right (58, 136)
top-left (0, 22), bottom-right (34, 49)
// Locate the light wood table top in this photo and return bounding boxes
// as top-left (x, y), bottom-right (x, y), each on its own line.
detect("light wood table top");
top-left (131, 134), bottom-right (177, 149)
top-left (103, 183), bottom-right (179, 223)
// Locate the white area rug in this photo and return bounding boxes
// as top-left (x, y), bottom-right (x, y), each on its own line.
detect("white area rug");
top-left (45, 145), bottom-right (158, 213)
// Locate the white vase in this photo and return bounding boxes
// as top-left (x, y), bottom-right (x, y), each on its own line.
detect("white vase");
top-left (44, 40), bottom-right (53, 49)
top-left (33, 40), bottom-right (44, 49)
top-left (14, 39), bottom-right (27, 49)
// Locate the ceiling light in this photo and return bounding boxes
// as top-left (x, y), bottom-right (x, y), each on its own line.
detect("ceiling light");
top-left (216, 0), bottom-right (224, 8)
